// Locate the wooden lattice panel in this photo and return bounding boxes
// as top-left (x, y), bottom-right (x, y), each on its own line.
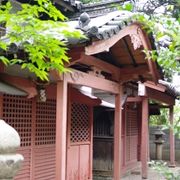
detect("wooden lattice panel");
top-left (35, 99), bottom-right (56, 145)
top-left (3, 95), bottom-right (32, 147)
top-left (70, 103), bottom-right (90, 143)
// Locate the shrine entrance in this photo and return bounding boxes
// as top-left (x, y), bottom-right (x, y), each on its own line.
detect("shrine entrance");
top-left (66, 87), bottom-right (100, 180)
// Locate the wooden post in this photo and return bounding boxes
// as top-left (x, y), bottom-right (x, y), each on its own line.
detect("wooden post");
top-left (0, 94), bottom-right (3, 118)
top-left (114, 85), bottom-right (122, 180)
top-left (141, 97), bottom-right (148, 179)
top-left (56, 77), bottom-right (68, 180)
top-left (169, 106), bottom-right (176, 167)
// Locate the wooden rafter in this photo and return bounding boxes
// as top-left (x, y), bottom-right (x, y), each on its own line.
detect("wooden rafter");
top-left (68, 53), bottom-right (150, 83)
top-left (85, 23), bottom-right (159, 83)
top-left (122, 38), bottom-right (137, 67)
top-left (120, 65), bottom-right (149, 75)
top-left (68, 54), bottom-right (121, 82)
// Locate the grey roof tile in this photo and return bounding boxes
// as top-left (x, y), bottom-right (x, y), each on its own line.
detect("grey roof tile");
top-left (67, 10), bottom-right (135, 42)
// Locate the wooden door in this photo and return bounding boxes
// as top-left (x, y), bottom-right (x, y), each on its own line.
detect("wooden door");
top-left (125, 103), bottom-right (139, 165)
top-left (67, 102), bottom-right (92, 180)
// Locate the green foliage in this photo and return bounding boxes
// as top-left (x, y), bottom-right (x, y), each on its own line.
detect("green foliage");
top-left (150, 108), bottom-right (168, 126)
top-left (117, 0), bottom-right (180, 79)
top-left (132, 13), bottom-right (180, 77)
top-left (149, 102), bottom-right (180, 138)
top-left (167, 101), bottom-right (180, 138)
top-left (0, 0), bottom-right (83, 80)
top-left (117, 2), bottom-right (134, 11)
top-left (149, 161), bottom-right (180, 180)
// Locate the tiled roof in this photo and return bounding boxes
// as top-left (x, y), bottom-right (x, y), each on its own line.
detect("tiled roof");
top-left (159, 80), bottom-right (180, 99)
top-left (70, 0), bottom-right (124, 19)
top-left (63, 0), bottom-right (82, 9)
top-left (67, 10), bottom-right (135, 42)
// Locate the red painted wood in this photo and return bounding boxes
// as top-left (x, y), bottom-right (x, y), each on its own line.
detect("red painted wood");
top-left (56, 80), bottom-right (68, 180)
top-left (65, 69), bottom-right (120, 94)
top-left (114, 87), bottom-right (122, 180)
top-left (146, 87), bottom-right (175, 105)
top-left (2, 85), bottom-right (57, 180)
top-left (80, 145), bottom-right (91, 179)
top-left (67, 146), bottom-right (79, 180)
top-left (3, 95), bottom-right (33, 180)
top-left (46, 84), bottom-right (57, 99)
top-left (66, 90), bottom-right (94, 180)
top-left (34, 145), bottom-right (56, 180)
top-left (0, 73), bottom-right (37, 98)
top-left (124, 103), bottom-right (139, 166)
top-left (169, 106), bottom-right (176, 167)
top-left (70, 87), bottom-right (101, 106)
top-left (121, 109), bottom-right (126, 168)
top-left (141, 98), bottom-right (148, 179)
top-left (0, 94), bottom-right (3, 118)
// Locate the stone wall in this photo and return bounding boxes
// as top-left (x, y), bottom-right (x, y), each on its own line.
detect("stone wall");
top-left (149, 126), bottom-right (180, 162)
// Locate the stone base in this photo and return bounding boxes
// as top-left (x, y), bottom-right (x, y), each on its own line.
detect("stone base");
top-left (168, 164), bottom-right (176, 168)
top-left (93, 175), bottom-right (113, 180)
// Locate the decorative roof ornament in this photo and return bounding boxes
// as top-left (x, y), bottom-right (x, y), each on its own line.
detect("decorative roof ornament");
top-left (78, 12), bottom-right (98, 36)
top-left (130, 27), bottom-right (143, 50)
top-left (79, 12), bottom-right (91, 31)
top-left (130, 33), bottom-right (143, 50)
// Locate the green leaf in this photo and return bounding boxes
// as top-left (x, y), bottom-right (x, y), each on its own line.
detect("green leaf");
top-left (0, 56), bottom-right (9, 65)
top-left (123, 3), bottom-right (133, 11)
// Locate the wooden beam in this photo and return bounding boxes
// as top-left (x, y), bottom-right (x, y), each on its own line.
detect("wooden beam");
top-left (65, 69), bottom-right (120, 94)
top-left (127, 96), bottom-right (142, 102)
top-left (120, 65), bottom-right (149, 76)
top-left (144, 81), bottom-right (166, 92)
top-left (68, 54), bottom-right (121, 82)
top-left (146, 87), bottom-right (175, 105)
top-left (137, 27), bottom-right (159, 83)
top-left (169, 106), bottom-right (176, 167)
top-left (141, 97), bottom-right (149, 179)
top-left (114, 85), bottom-right (123, 180)
top-left (56, 77), bottom-right (68, 180)
top-left (68, 47), bottom-right (85, 62)
top-left (85, 24), bottom-right (141, 55)
top-left (0, 73), bottom-right (37, 98)
top-left (69, 54), bottom-right (149, 83)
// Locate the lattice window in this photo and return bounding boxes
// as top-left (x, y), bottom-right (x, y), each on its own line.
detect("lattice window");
top-left (70, 103), bottom-right (90, 143)
top-left (3, 94), bottom-right (32, 147)
top-left (35, 99), bottom-right (56, 145)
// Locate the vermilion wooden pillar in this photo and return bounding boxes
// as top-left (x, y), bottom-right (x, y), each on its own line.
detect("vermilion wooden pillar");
top-left (169, 106), bottom-right (176, 167)
top-left (56, 78), bottom-right (68, 180)
top-left (0, 94), bottom-right (3, 118)
top-left (114, 86), bottom-right (122, 180)
top-left (141, 97), bottom-right (148, 179)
